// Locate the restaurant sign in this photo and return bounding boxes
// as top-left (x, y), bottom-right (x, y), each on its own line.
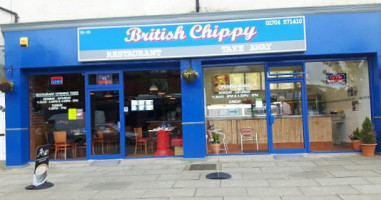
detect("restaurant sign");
top-left (78, 16), bottom-right (306, 62)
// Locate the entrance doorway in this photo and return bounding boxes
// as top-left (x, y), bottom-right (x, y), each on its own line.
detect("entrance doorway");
top-left (266, 64), bottom-right (309, 153)
top-left (88, 90), bottom-right (124, 157)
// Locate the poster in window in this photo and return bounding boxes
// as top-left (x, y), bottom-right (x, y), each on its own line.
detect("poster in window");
top-left (229, 73), bottom-right (245, 91)
top-left (245, 73), bottom-right (261, 90)
top-left (213, 74), bottom-right (229, 92)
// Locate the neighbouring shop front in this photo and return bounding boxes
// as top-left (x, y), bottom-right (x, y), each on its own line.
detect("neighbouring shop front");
top-left (2, 7), bottom-right (381, 166)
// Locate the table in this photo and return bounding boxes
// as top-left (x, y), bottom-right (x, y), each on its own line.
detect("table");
top-left (149, 128), bottom-right (175, 156)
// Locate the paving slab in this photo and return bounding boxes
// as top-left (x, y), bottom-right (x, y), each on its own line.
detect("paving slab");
top-left (225, 197), bottom-right (280, 200)
top-left (195, 188), bottom-right (247, 197)
top-left (221, 179), bottom-right (269, 187)
top-left (299, 186), bottom-right (359, 196)
top-left (328, 170), bottom-right (380, 177)
top-left (268, 179), bottom-right (319, 187)
top-left (315, 177), bottom-right (371, 185)
top-left (170, 197), bottom-right (222, 200)
top-left (142, 188), bottom-right (196, 198)
top-left (364, 176), bottom-right (381, 184)
top-left (91, 189), bottom-right (146, 199)
top-left (339, 194), bottom-right (381, 200)
top-left (246, 187), bottom-right (303, 196)
top-left (174, 180), bottom-right (220, 188)
top-left (281, 196), bottom-right (342, 200)
top-left (350, 184), bottom-right (381, 194)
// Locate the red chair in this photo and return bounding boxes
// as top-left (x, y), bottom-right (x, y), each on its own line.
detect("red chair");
top-left (240, 127), bottom-right (259, 151)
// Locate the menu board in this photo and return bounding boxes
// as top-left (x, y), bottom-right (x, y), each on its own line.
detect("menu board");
top-left (131, 100), bottom-right (154, 111)
top-left (229, 73), bottom-right (245, 91)
top-left (245, 72), bottom-right (261, 90)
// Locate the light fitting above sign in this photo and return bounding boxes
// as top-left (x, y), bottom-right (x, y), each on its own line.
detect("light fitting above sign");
top-left (78, 16), bottom-right (306, 62)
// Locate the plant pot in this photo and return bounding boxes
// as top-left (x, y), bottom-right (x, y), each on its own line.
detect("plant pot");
top-left (209, 143), bottom-right (221, 154)
top-left (0, 82), bottom-right (13, 92)
top-left (182, 73), bottom-right (197, 83)
top-left (351, 140), bottom-right (361, 150)
top-left (360, 143), bottom-right (377, 157)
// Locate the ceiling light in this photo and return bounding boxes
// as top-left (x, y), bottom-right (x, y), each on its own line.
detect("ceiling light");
top-left (149, 84), bottom-right (158, 94)
top-left (104, 91), bottom-right (113, 98)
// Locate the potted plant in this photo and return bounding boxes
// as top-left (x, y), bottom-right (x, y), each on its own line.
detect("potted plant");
top-left (360, 117), bottom-right (377, 157)
top-left (181, 66), bottom-right (198, 83)
top-left (209, 130), bottom-right (221, 154)
top-left (349, 127), bottom-right (361, 150)
top-left (0, 78), bottom-right (14, 93)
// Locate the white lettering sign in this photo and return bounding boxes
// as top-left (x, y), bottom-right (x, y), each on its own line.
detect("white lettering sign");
top-left (35, 91), bottom-right (80, 110)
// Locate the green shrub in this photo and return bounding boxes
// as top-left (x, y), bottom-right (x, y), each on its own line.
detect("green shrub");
top-left (360, 117), bottom-right (377, 144)
top-left (349, 127), bottom-right (361, 140)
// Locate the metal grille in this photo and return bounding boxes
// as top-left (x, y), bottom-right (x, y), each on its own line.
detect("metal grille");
top-left (90, 160), bottom-right (121, 167)
top-left (273, 154), bottom-right (305, 160)
top-left (189, 164), bottom-right (217, 170)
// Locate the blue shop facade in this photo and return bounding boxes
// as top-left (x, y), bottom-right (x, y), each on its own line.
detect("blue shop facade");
top-left (2, 8), bottom-right (381, 166)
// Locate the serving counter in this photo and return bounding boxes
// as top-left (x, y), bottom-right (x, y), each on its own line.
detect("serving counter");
top-left (207, 114), bottom-right (341, 149)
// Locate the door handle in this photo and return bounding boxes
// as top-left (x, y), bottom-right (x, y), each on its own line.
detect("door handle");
top-left (270, 115), bottom-right (275, 125)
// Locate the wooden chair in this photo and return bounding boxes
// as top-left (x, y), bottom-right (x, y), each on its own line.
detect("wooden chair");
top-left (53, 131), bottom-right (74, 159)
top-left (134, 127), bottom-right (149, 154)
top-left (240, 127), bottom-right (259, 151)
top-left (74, 143), bottom-right (87, 158)
top-left (92, 129), bottom-right (105, 155)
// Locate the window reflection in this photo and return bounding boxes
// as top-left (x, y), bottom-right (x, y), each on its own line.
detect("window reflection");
top-left (29, 74), bottom-right (85, 160)
top-left (306, 60), bottom-right (371, 152)
top-left (204, 65), bottom-right (268, 154)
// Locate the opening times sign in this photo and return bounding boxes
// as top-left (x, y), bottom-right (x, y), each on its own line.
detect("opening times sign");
top-left (78, 16), bottom-right (306, 61)
top-left (35, 91), bottom-right (79, 110)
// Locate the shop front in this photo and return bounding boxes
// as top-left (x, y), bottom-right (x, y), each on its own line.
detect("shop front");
top-left (2, 8), bottom-right (381, 166)
top-left (204, 60), bottom-right (371, 154)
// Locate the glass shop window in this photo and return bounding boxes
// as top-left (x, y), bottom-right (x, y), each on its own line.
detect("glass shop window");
top-left (268, 65), bottom-right (303, 78)
top-left (204, 65), bottom-right (268, 154)
top-left (123, 69), bottom-right (182, 157)
top-left (305, 60), bottom-right (371, 152)
top-left (29, 74), bottom-right (85, 160)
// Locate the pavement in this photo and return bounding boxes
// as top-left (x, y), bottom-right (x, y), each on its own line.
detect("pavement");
top-left (1, 153), bottom-right (381, 200)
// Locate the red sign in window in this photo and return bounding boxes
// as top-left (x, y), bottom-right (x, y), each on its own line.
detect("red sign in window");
top-left (326, 73), bottom-right (346, 85)
top-left (51, 76), bottom-right (63, 85)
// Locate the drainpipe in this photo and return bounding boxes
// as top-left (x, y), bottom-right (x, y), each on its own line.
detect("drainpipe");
top-left (0, 7), bottom-right (19, 23)
top-left (196, 0), bottom-right (200, 12)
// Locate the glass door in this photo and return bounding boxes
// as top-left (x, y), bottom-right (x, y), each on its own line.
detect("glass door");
top-left (266, 64), bottom-right (308, 153)
top-left (88, 90), bottom-right (123, 157)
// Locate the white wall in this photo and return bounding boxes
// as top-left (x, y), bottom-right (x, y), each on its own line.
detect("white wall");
top-left (0, 0), bottom-right (195, 23)
top-left (200, 0), bottom-right (381, 12)
top-left (1, 0), bottom-right (381, 23)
